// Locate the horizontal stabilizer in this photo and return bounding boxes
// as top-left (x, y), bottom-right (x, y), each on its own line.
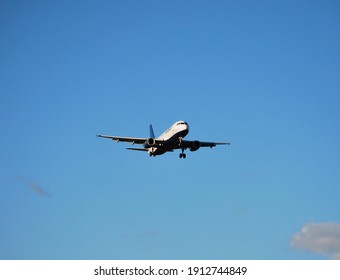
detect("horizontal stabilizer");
top-left (126, 148), bottom-right (148, 152)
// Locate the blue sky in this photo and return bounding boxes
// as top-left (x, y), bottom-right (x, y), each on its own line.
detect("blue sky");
top-left (1, 0), bottom-right (340, 259)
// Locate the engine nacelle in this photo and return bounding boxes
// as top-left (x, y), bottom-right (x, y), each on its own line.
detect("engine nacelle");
top-left (146, 138), bottom-right (156, 147)
top-left (190, 140), bottom-right (201, 152)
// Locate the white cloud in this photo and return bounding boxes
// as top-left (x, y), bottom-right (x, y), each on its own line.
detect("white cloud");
top-left (292, 222), bottom-right (340, 259)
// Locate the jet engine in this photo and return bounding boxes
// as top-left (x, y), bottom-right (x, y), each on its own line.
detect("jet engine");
top-left (190, 140), bottom-right (201, 152)
top-left (145, 138), bottom-right (156, 147)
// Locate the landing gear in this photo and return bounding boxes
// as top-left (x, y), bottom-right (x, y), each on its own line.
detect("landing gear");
top-left (179, 148), bottom-right (186, 159)
top-left (179, 153), bottom-right (186, 159)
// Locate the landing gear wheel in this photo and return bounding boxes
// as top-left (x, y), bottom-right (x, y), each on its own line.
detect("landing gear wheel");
top-left (179, 147), bottom-right (186, 159)
top-left (179, 153), bottom-right (186, 159)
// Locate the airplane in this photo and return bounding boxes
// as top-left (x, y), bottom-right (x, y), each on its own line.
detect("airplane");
top-left (97, 120), bottom-right (230, 159)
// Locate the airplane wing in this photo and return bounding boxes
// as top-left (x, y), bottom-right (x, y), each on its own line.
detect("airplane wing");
top-left (199, 141), bottom-right (230, 148)
top-left (96, 134), bottom-right (147, 144)
top-left (96, 134), bottom-right (165, 146)
top-left (181, 140), bottom-right (230, 148)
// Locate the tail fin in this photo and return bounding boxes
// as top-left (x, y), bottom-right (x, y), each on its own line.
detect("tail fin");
top-left (149, 124), bottom-right (155, 138)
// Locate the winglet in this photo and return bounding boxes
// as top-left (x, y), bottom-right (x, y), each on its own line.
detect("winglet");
top-left (149, 124), bottom-right (155, 138)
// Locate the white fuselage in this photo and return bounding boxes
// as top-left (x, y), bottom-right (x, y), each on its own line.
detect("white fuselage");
top-left (158, 121), bottom-right (189, 141)
top-left (149, 120), bottom-right (189, 155)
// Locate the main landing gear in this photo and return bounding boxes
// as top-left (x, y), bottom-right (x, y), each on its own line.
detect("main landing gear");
top-left (179, 153), bottom-right (186, 159)
top-left (179, 148), bottom-right (186, 159)
top-left (178, 137), bottom-right (186, 159)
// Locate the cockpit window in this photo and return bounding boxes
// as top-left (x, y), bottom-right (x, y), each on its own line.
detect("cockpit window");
top-left (177, 121), bottom-right (187, 125)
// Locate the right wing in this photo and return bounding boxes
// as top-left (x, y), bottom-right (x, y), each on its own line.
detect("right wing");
top-left (181, 139), bottom-right (230, 148)
top-left (97, 134), bottom-right (147, 144)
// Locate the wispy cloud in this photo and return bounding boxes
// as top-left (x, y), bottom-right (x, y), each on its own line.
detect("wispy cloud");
top-left (17, 176), bottom-right (50, 197)
top-left (291, 222), bottom-right (340, 259)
